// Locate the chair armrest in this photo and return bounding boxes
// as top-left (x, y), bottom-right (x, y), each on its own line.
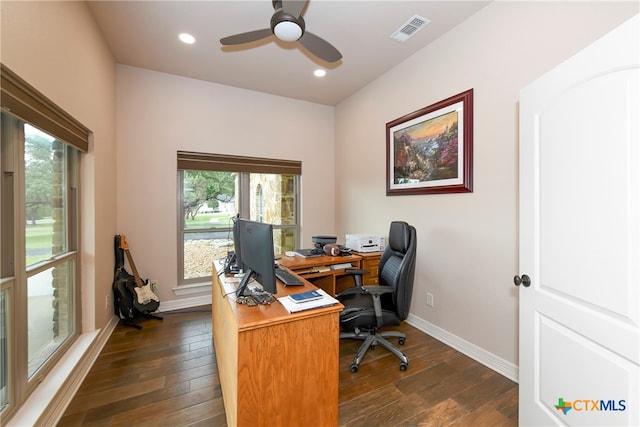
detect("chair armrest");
top-left (344, 268), bottom-right (369, 276)
top-left (361, 285), bottom-right (393, 295)
top-left (337, 285), bottom-right (392, 298)
top-left (343, 268), bottom-right (370, 289)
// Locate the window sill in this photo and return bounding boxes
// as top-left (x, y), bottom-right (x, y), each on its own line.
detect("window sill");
top-left (172, 282), bottom-right (212, 296)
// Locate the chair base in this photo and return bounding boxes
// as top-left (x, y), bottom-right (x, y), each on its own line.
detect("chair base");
top-left (340, 329), bottom-right (409, 372)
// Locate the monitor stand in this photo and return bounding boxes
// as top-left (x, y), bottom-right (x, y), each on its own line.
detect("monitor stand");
top-left (235, 268), bottom-right (254, 297)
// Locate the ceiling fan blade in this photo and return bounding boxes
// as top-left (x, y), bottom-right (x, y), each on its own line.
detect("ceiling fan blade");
top-left (281, 0), bottom-right (307, 18)
top-left (298, 31), bottom-right (342, 63)
top-left (220, 28), bottom-right (273, 46)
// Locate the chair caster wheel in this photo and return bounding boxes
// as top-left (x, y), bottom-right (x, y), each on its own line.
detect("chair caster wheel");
top-left (400, 363), bottom-right (408, 371)
top-left (350, 364), bottom-right (359, 373)
top-left (398, 338), bottom-right (405, 345)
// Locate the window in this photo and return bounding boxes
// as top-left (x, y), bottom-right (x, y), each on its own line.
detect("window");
top-left (177, 152), bottom-right (301, 285)
top-left (1, 115), bottom-right (80, 418)
top-left (1, 65), bottom-right (87, 421)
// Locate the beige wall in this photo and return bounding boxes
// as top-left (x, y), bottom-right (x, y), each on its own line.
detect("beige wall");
top-left (1, 1), bottom-right (117, 331)
top-left (334, 1), bottom-right (638, 366)
top-left (115, 65), bottom-right (335, 304)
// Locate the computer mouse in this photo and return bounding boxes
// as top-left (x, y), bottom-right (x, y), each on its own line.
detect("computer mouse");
top-left (285, 251), bottom-right (296, 257)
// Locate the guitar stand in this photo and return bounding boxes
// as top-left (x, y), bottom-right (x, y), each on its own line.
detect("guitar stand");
top-left (146, 312), bottom-right (164, 320)
top-left (121, 312), bottom-right (164, 330)
top-left (122, 320), bottom-right (143, 330)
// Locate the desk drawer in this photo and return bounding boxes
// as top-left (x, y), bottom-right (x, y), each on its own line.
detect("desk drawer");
top-left (361, 256), bottom-right (380, 285)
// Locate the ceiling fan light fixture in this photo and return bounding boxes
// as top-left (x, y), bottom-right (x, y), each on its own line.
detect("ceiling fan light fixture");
top-left (273, 20), bottom-right (302, 42)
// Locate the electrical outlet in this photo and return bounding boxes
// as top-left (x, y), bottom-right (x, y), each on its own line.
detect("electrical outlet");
top-left (426, 292), bottom-right (434, 308)
top-left (105, 294), bottom-right (111, 310)
top-left (149, 280), bottom-right (158, 292)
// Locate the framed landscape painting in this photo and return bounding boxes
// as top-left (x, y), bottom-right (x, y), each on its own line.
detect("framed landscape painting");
top-left (386, 89), bottom-right (473, 195)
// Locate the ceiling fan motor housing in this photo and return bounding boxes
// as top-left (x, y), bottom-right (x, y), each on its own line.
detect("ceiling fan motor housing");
top-left (271, 6), bottom-right (305, 42)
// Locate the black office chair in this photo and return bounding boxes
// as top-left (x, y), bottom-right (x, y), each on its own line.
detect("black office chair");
top-left (338, 221), bottom-right (417, 372)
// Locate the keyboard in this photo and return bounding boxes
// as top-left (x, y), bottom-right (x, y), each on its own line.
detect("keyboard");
top-left (275, 267), bottom-right (303, 286)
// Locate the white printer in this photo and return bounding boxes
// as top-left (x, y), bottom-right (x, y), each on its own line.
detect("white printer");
top-left (345, 234), bottom-right (385, 253)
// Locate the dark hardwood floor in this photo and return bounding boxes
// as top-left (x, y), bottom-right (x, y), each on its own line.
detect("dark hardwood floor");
top-left (58, 306), bottom-right (517, 426)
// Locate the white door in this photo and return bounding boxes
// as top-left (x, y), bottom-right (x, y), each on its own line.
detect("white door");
top-left (518, 15), bottom-right (639, 426)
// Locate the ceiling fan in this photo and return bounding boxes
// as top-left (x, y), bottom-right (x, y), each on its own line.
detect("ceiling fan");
top-left (220, 0), bottom-right (342, 63)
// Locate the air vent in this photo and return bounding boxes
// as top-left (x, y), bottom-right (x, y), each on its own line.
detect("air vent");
top-left (390, 14), bottom-right (430, 42)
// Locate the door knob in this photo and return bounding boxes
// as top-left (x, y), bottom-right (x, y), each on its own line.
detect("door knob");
top-left (513, 274), bottom-right (531, 287)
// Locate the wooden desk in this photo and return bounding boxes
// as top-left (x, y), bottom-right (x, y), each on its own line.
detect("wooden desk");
top-left (212, 265), bottom-right (342, 427)
top-left (277, 253), bottom-right (362, 296)
top-left (277, 252), bottom-right (383, 294)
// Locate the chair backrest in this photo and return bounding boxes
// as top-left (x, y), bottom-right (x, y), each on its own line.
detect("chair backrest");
top-left (378, 221), bottom-right (417, 321)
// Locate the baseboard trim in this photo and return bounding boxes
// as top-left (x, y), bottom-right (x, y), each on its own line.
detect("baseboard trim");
top-left (406, 314), bottom-right (519, 383)
top-left (158, 294), bottom-right (212, 312)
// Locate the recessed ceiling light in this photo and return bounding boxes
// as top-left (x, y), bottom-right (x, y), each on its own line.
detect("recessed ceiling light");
top-left (314, 69), bottom-right (327, 77)
top-left (179, 33), bottom-right (196, 44)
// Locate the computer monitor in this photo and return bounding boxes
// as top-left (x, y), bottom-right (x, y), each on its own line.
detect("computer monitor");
top-left (235, 219), bottom-right (277, 297)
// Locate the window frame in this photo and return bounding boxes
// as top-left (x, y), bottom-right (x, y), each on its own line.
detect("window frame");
top-left (176, 152), bottom-right (301, 286)
top-left (0, 64), bottom-right (86, 422)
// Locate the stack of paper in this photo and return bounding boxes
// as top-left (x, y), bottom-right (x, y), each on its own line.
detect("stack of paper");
top-left (278, 288), bottom-right (339, 313)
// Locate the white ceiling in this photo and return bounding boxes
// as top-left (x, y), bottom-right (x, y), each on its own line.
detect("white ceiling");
top-left (87, 1), bottom-right (490, 106)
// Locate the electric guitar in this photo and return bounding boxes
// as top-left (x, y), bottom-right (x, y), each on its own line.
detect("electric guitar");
top-left (119, 234), bottom-right (160, 313)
